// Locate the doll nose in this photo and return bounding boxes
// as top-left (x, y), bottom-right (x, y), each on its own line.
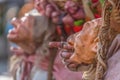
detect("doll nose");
top-left (11, 17), bottom-right (21, 28)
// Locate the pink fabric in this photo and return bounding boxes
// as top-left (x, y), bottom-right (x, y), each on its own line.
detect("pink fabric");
top-left (53, 54), bottom-right (82, 80)
top-left (14, 52), bottom-right (36, 80)
top-left (39, 55), bottom-right (50, 71)
top-left (104, 34), bottom-right (120, 80)
top-left (39, 52), bottom-right (82, 80)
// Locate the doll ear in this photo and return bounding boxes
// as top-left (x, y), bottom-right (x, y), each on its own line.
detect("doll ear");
top-left (92, 44), bottom-right (97, 53)
top-left (92, 37), bottom-right (98, 53)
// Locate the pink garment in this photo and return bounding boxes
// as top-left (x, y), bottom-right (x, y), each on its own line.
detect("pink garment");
top-left (104, 34), bottom-right (120, 80)
top-left (39, 53), bottom-right (82, 80)
top-left (53, 54), bottom-right (82, 80)
top-left (38, 51), bottom-right (82, 80)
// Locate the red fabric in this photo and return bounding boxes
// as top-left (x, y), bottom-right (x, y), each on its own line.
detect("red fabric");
top-left (92, 0), bottom-right (99, 3)
top-left (73, 26), bottom-right (83, 32)
top-left (94, 14), bottom-right (101, 18)
top-left (56, 26), bottom-right (62, 35)
top-left (64, 26), bottom-right (71, 35)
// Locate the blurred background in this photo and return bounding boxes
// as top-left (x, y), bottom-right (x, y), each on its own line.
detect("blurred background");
top-left (0, 0), bottom-right (34, 79)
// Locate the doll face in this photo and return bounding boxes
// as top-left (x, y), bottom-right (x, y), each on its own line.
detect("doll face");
top-left (7, 14), bottom-right (37, 54)
top-left (68, 32), bottom-right (97, 71)
top-left (51, 11), bottom-right (60, 24)
top-left (61, 19), bottom-right (101, 71)
top-left (34, 0), bottom-right (47, 13)
top-left (65, 1), bottom-right (78, 14)
top-left (7, 14), bottom-right (34, 43)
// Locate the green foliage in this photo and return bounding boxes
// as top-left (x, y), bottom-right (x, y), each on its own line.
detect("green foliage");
top-left (99, 0), bottom-right (105, 5)
top-left (74, 20), bottom-right (85, 26)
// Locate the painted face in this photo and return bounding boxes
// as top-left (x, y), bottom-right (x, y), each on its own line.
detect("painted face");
top-left (51, 11), bottom-right (60, 24)
top-left (52, 0), bottom-right (67, 10)
top-left (7, 14), bottom-right (35, 53)
top-left (65, 1), bottom-right (79, 14)
top-left (62, 18), bottom-right (102, 71)
top-left (34, 0), bottom-right (47, 13)
top-left (8, 14), bottom-right (34, 43)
